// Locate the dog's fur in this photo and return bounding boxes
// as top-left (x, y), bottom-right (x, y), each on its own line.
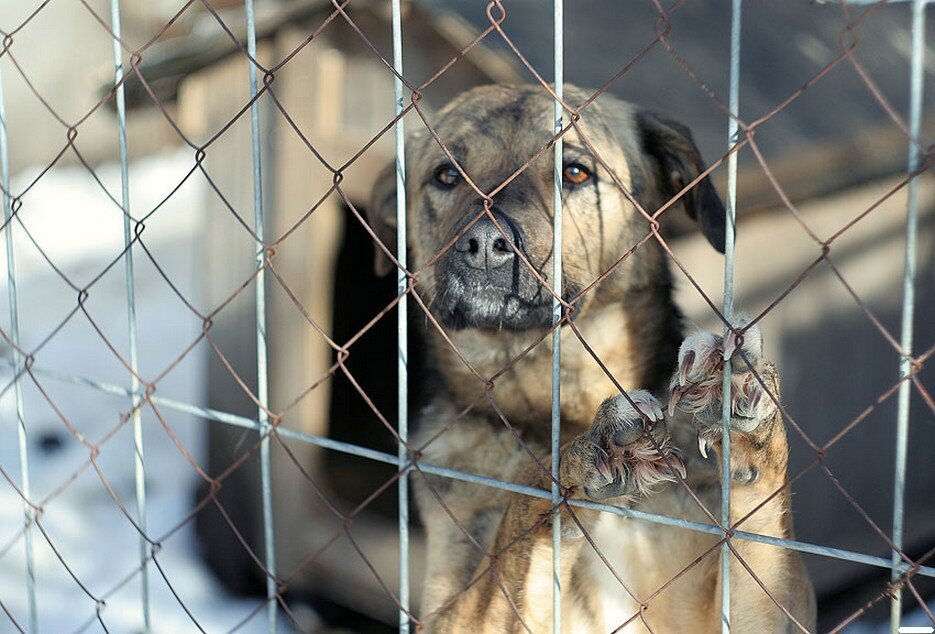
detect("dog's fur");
top-left (367, 84), bottom-right (816, 632)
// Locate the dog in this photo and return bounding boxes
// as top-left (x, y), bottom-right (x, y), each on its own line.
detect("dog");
top-left (367, 84), bottom-right (816, 632)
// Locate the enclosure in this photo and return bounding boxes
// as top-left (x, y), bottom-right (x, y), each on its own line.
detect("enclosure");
top-left (0, 0), bottom-right (933, 632)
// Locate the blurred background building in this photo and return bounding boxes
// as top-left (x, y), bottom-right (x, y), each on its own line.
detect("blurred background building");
top-left (0, 0), bottom-right (932, 631)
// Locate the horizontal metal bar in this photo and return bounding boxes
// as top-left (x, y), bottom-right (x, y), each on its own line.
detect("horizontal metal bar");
top-left (6, 357), bottom-right (935, 582)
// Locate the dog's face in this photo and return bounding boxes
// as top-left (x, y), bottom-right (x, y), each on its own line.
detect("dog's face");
top-left (368, 85), bottom-right (725, 332)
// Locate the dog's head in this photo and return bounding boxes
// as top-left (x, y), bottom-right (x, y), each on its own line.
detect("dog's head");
top-left (367, 84), bottom-right (724, 332)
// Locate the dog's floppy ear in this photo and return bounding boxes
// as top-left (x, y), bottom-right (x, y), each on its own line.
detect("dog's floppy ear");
top-left (366, 161), bottom-right (400, 277)
top-left (636, 111), bottom-right (726, 253)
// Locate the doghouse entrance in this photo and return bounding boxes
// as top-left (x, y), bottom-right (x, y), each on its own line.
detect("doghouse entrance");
top-left (326, 202), bottom-right (427, 517)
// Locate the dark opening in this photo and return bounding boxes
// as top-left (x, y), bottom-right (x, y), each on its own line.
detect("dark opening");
top-left (326, 202), bottom-right (428, 518)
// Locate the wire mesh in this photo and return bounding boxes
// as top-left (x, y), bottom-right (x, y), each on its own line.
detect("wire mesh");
top-left (0, 0), bottom-right (931, 632)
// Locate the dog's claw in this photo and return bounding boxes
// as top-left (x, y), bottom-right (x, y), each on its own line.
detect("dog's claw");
top-left (667, 388), bottom-right (682, 417)
top-left (635, 400), bottom-right (658, 422)
top-left (595, 447), bottom-right (616, 485)
top-left (678, 349), bottom-right (695, 387)
top-left (723, 333), bottom-right (736, 361)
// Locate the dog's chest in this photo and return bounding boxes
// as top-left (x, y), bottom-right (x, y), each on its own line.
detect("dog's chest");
top-left (443, 303), bottom-right (641, 423)
top-left (590, 513), bottom-right (648, 632)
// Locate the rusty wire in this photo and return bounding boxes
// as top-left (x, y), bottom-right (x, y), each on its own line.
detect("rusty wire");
top-left (0, 0), bottom-right (932, 632)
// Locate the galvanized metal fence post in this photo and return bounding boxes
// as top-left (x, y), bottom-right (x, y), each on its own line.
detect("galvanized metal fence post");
top-left (244, 1), bottom-right (277, 631)
top-left (551, 1), bottom-right (564, 632)
top-left (0, 55), bottom-right (38, 634)
top-left (890, 0), bottom-right (925, 630)
top-left (108, 1), bottom-right (150, 630)
top-left (391, 1), bottom-right (411, 631)
top-left (721, 1), bottom-right (743, 631)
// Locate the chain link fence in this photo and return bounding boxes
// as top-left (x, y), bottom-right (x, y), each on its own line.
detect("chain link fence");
top-left (0, 0), bottom-right (933, 632)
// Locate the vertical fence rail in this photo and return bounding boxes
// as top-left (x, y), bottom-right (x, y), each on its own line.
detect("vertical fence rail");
top-left (890, 0), bottom-right (926, 630)
top-left (720, 1), bottom-right (742, 631)
top-left (390, 1), bottom-right (410, 631)
top-left (244, 2), bottom-right (277, 632)
top-left (108, 1), bottom-right (150, 630)
top-left (0, 60), bottom-right (38, 634)
top-left (550, 1), bottom-right (565, 632)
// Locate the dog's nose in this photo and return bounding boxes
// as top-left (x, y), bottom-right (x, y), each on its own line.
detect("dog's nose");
top-left (454, 218), bottom-right (515, 271)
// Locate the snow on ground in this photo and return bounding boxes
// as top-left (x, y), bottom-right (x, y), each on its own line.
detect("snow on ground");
top-left (0, 149), bottom-right (287, 633)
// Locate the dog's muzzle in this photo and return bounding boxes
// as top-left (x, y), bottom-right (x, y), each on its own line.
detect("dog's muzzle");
top-left (453, 216), bottom-right (517, 273)
top-left (433, 211), bottom-right (558, 331)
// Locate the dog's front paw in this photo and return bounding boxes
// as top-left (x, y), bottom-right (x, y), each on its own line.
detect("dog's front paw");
top-left (667, 319), bottom-right (782, 482)
top-left (562, 391), bottom-right (685, 502)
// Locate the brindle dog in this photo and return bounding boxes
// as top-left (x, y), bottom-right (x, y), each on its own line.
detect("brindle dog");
top-left (367, 84), bottom-right (815, 632)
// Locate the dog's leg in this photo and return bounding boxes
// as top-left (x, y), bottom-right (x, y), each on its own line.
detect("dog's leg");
top-left (425, 391), bottom-right (684, 633)
top-left (666, 324), bottom-right (816, 632)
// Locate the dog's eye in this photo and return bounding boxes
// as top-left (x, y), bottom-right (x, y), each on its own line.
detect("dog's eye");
top-left (434, 164), bottom-right (461, 188)
top-left (563, 163), bottom-right (593, 186)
